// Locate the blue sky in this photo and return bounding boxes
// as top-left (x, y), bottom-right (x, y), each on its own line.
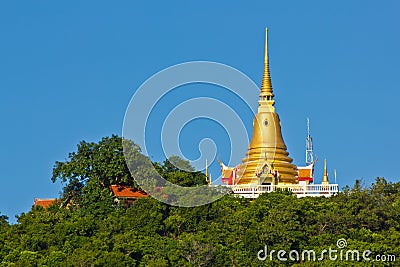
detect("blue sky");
top-left (0, 0), bottom-right (399, 222)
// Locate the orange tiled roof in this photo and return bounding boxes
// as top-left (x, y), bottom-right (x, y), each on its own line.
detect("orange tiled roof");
top-left (34, 198), bottom-right (57, 209)
top-left (110, 185), bottom-right (149, 198)
top-left (298, 168), bottom-right (312, 178)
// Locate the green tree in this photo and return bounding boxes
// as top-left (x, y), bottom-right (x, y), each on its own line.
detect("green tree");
top-left (2, 134), bottom-right (400, 267)
top-left (154, 156), bottom-right (207, 187)
top-left (52, 135), bottom-right (139, 203)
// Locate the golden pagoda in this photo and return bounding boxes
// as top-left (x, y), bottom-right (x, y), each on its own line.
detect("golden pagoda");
top-left (233, 28), bottom-right (298, 185)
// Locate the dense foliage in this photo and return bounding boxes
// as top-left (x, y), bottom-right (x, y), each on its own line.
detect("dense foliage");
top-left (0, 136), bottom-right (399, 266)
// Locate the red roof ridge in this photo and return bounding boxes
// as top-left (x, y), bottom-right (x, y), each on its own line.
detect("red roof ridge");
top-left (110, 185), bottom-right (149, 198)
top-left (33, 198), bottom-right (58, 209)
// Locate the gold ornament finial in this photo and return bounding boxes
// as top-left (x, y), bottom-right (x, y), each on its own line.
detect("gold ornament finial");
top-left (205, 159), bottom-right (209, 182)
top-left (322, 159), bottom-right (329, 184)
top-left (260, 27), bottom-right (274, 99)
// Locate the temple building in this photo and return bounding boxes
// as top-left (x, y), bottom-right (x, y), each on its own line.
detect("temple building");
top-left (219, 28), bottom-right (338, 198)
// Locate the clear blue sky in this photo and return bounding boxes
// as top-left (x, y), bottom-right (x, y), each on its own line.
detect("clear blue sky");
top-left (0, 1), bottom-right (399, 222)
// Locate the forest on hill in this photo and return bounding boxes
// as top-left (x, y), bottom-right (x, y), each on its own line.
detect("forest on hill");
top-left (0, 135), bottom-right (399, 266)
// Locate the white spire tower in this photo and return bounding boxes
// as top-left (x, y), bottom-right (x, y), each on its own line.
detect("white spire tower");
top-left (305, 118), bottom-right (314, 166)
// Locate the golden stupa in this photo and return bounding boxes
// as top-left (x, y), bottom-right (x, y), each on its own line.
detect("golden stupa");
top-left (234, 28), bottom-right (298, 185)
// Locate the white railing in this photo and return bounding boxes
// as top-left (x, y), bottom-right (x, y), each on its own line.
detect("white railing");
top-left (225, 184), bottom-right (339, 198)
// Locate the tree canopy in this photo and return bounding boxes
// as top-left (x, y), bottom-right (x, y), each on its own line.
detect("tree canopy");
top-left (0, 136), bottom-right (399, 266)
top-left (51, 135), bottom-right (206, 207)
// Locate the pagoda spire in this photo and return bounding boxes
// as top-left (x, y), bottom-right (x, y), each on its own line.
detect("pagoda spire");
top-left (322, 159), bottom-right (329, 184)
top-left (260, 27), bottom-right (274, 100)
